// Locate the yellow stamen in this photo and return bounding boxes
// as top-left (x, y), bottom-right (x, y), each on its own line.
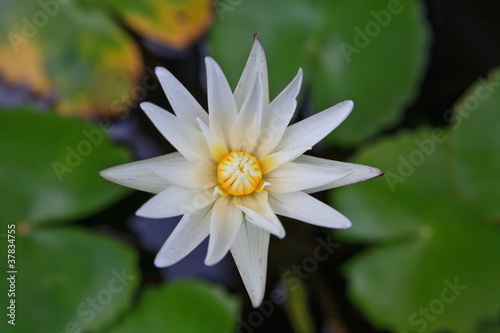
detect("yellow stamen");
top-left (213, 185), bottom-right (229, 197)
top-left (255, 180), bottom-right (271, 193)
top-left (217, 151), bottom-right (263, 196)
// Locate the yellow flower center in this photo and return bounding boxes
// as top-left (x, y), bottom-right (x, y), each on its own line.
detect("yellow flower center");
top-left (217, 151), bottom-right (264, 196)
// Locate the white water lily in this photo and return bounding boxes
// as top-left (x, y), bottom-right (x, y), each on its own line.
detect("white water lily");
top-left (100, 36), bottom-right (382, 307)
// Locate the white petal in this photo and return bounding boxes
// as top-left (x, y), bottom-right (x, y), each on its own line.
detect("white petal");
top-left (268, 191), bottom-right (352, 229)
top-left (230, 76), bottom-right (263, 153)
top-left (273, 100), bottom-right (353, 153)
top-left (233, 191), bottom-right (285, 238)
top-left (258, 148), bottom-right (305, 174)
top-left (265, 161), bottom-right (352, 193)
top-left (99, 152), bottom-right (184, 194)
top-left (294, 155), bottom-right (384, 193)
top-left (206, 57), bottom-right (238, 146)
top-left (234, 35), bottom-right (269, 110)
top-left (140, 102), bottom-right (212, 161)
top-left (230, 220), bottom-right (270, 308)
top-left (205, 196), bottom-right (243, 265)
top-left (154, 205), bottom-right (212, 267)
top-left (197, 118), bottom-right (230, 162)
top-left (155, 67), bottom-right (209, 127)
top-left (254, 69), bottom-right (303, 158)
top-left (148, 160), bottom-right (218, 190)
top-left (136, 186), bottom-right (216, 218)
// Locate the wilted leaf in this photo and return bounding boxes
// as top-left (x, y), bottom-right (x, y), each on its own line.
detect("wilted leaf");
top-left (0, 1), bottom-right (142, 117)
top-left (104, 0), bottom-right (213, 49)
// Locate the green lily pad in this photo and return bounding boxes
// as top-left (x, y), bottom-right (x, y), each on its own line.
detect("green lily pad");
top-left (449, 68), bottom-right (500, 221)
top-left (109, 281), bottom-right (240, 333)
top-left (474, 315), bottom-right (500, 333)
top-left (0, 227), bottom-right (139, 333)
top-left (0, 0), bottom-right (142, 117)
top-left (0, 109), bottom-right (131, 226)
top-left (210, 0), bottom-right (429, 146)
top-left (332, 126), bottom-right (500, 332)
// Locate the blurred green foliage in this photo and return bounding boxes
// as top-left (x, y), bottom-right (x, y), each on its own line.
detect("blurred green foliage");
top-left (333, 69), bottom-right (500, 332)
top-left (11, 228), bottom-right (139, 333)
top-left (0, 110), bottom-right (139, 333)
top-left (109, 281), bottom-right (241, 333)
top-left (0, 110), bottom-right (131, 226)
